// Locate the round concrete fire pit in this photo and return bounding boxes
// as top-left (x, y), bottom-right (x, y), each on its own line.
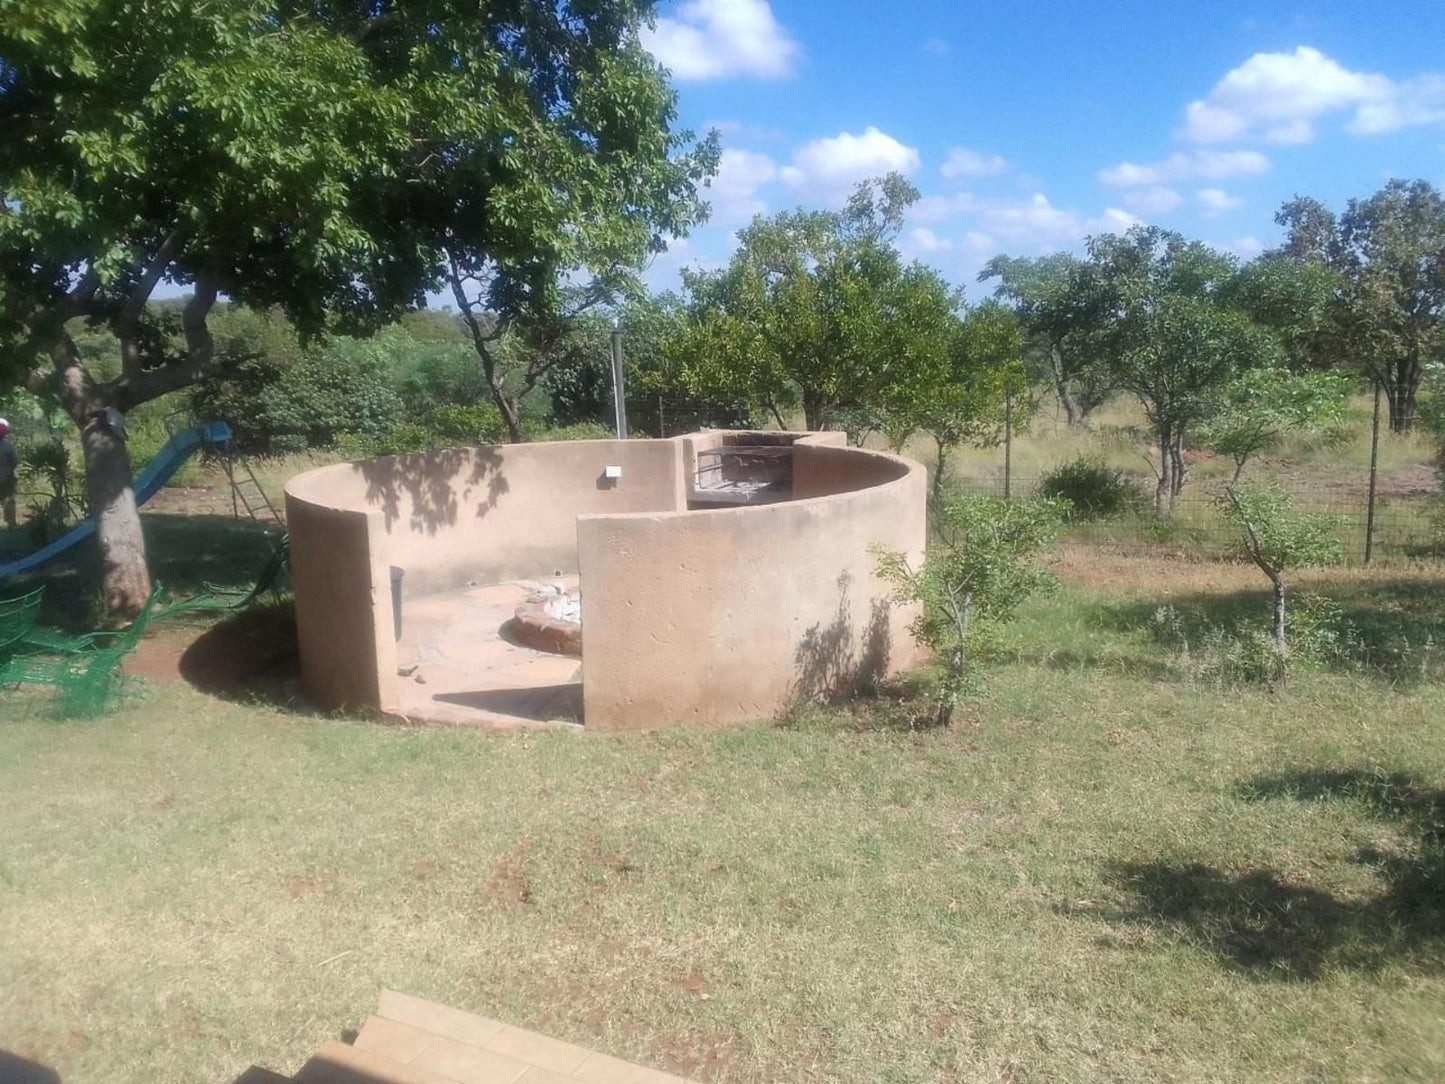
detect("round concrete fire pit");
top-left (512, 586), bottom-right (582, 657)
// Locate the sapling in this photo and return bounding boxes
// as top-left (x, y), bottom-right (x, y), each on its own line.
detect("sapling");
top-left (876, 496), bottom-right (1066, 726)
top-left (1198, 368), bottom-right (1350, 483)
top-left (1220, 486), bottom-right (1343, 679)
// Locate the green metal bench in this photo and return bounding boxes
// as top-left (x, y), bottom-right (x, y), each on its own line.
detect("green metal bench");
top-left (0, 587), bottom-right (45, 657)
top-left (157, 532), bottom-right (291, 619)
top-left (1, 584), bottom-right (163, 718)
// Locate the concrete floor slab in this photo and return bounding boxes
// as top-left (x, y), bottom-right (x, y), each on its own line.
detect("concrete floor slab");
top-left (393, 580), bottom-right (582, 729)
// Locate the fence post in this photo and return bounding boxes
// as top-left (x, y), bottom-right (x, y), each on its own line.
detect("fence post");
top-left (1365, 379), bottom-right (1381, 564)
top-left (609, 322), bottom-right (628, 439)
top-left (1004, 386), bottom-right (1013, 500)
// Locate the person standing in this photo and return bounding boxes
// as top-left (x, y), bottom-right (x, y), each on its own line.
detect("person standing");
top-left (0, 418), bottom-right (17, 529)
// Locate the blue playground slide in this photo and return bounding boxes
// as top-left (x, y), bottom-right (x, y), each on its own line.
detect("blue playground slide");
top-left (0, 421), bottom-right (233, 582)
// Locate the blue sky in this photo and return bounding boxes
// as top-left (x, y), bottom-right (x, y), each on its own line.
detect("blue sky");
top-left (642, 0), bottom-right (1445, 295)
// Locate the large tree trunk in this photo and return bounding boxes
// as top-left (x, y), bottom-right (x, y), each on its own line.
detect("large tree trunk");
top-left (1385, 355), bottom-right (1422, 433)
top-left (931, 434), bottom-right (949, 510)
top-left (1154, 424), bottom-right (1174, 518)
top-left (493, 383), bottom-right (524, 444)
top-left (81, 420), bottom-right (152, 619)
top-left (1050, 344), bottom-right (1083, 429)
top-left (801, 393), bottom-right (827, 432)
top-left (1169, 437), bottom-right (1186, 498)
top-left (51, 333), bottom-right (153, 620)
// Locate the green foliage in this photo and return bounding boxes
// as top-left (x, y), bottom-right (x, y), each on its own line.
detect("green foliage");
top-left (543, 421), bottom-right (615, 442)
top-left (1197, 368), bottom-right (1352, 480)
top-left (979, 252), bottom-right (1117, 427)
top-left (1274, 181), bottom-right (1445, 432)
top-left (192, 328), bottom-right (403, 454)
top-left (1224, 254), bottom-right (1341, 370)
top-left (1219, 485), bottom-right (1344, 676)
top-left (18, 437), bottom-right (85, 545)
top-left (1152, 595), bottom-right (1362, 685)
top-left (1038, 458), bottom-right (1147, 520)
top-left (668, 174), bottom-right (959, 431)
top-left (1085, 227), bottom-right (1280, 512)
top-left (1220, 487), bottom-right (1344, 575)
top-left (876, 496), bottom-right (1066, 723)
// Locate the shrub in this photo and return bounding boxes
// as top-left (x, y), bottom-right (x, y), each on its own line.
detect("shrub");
top-left (541, 421), bottom-right (615, 442)
top-left (1151, 594), bottom-right (1361, 685)
top-left (18, 438), bottom-right (86, 545)
top-left (192, 328), bottom-right (404, 454)
top-left (1038, 457), bottom-right (1146, 520)
top-left (876, 496), bottom-right (1067, 725)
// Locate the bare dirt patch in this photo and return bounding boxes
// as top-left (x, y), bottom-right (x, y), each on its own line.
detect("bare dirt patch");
top-left (484, 841), bottom-right (534, 909)
top-left (1051, 548), bottom-right (1258, 594)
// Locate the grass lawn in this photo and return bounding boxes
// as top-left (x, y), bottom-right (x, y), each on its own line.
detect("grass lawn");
top-left (3, 548), bottom-right (1444, 1083)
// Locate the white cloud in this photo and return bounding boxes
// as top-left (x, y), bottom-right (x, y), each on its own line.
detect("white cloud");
top-left (911, 191), bottom-right (1140, 250)
top-left (780, 126), bottom-right (921, 194)
top-left (1225, 236), bottom-right (1265, 259)
top-left (1181, 46), bottom-right (1445, 144)
top-left (643, 237), bottom-right (716, 289)
top-left (704, 119), bottom-right (789, 144)
top-left (1351, 74), bottom-right (1445, 134)
top-left (704, 148), bottom-right (779, 224)
top-left (906, 227), bottom-right (953, 253)
top-left (1123, 186), bottom-right (1184, 214)
top-left (941, 147), bottom-right (1009, 180)
top-left (644, 0), bottom-right (800, 81)
top-left (1196, 187), bottom-right (1244, 215)
top-left (921, 38), bottom-right (951, 56)
top-left (1099, 149), bottom-right (1270, 187)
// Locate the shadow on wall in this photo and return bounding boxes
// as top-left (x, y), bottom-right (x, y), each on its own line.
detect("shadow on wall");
top-left (352, 445), bottom-right (508, 535)
top-left (0, 1051), bottom-right (60, 1083)
top-left (791, 570), bottom-right (892, 704)
top-left (1091, 767), bottom-right (1445, 982)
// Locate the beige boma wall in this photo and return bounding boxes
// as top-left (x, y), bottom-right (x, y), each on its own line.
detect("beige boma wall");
top-left (284, 432), bottom-right (927, 731)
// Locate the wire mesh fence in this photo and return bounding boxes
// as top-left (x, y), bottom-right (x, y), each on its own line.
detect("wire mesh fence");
top-left (948, 471), bottom-right (1442, 562)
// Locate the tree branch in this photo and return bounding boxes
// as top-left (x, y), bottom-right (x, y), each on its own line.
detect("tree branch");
top-left (121, 227), bottom-right (184, 327)
top-left (111, 278), bottom-right (219, 409)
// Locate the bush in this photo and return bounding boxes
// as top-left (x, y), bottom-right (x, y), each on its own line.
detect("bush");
top-left (1150, 594), bottom-right (1361, 684)
top-left (1038, 457), bottom-right (1147, 520)
top-left (18, 437), bottom-right (86, 545)
top-left (541, 421), bottom-right (614, 441)
top-left (193, 333), bottom-right (404, 454)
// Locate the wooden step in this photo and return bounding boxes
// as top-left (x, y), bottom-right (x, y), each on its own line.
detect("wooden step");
top-left (232, 1069), bottom-right (294, 1084)
top-left (366, 991), bottom-right (697, 1084)
top-left (292, 1039), bottom-right (454, 1084)
top-left (356, 1015), bottom-right (564, 1082)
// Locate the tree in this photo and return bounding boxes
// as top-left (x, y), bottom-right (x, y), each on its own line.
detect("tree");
top-left (901, 300), bottom-right (1024, 508)
top-left (979, 253), bottom-right (1116, 428)
top-left (1225, 254), bottom-right (1342, 372)
top-left (1275, 181), bottom-right (1445, 432)
top-left (1090, 227), bottom-right (1277, 515)
top-left (1220, 486), bottom-right (1343, 677)
top-left (876, 497), bottom-right (1066, 727)
top-left (541, 292), bottom-right (755, 436)
top-left (1197, 368), bottom-right (1351, 483)
top-left (668, 175), bottom-right (959, 431)
top-left (0, 0), bottom-right (713, 614)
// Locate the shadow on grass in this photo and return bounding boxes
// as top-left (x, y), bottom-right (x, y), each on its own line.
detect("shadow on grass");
top-left (2, 513), bottom-right (278, 630)
top-left (178, 602), bottom-right (304, 711)
top-left (0, 1051), bottom-right (59, 1084)
top-left (1023, 649), bottom-right (1177, 681)
top-left (1099, 768), bottom-right (1445, 981)
top-left (1098, 574), bottom-right (1445, 682)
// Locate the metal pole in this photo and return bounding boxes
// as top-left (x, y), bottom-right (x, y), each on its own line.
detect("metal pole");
top-left (610, 323), bottom-right (628, 439)
top-left (1365, 380), bottom-right (1381, 564)
top-left (1004, 386), bottom-right (1013, 500)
